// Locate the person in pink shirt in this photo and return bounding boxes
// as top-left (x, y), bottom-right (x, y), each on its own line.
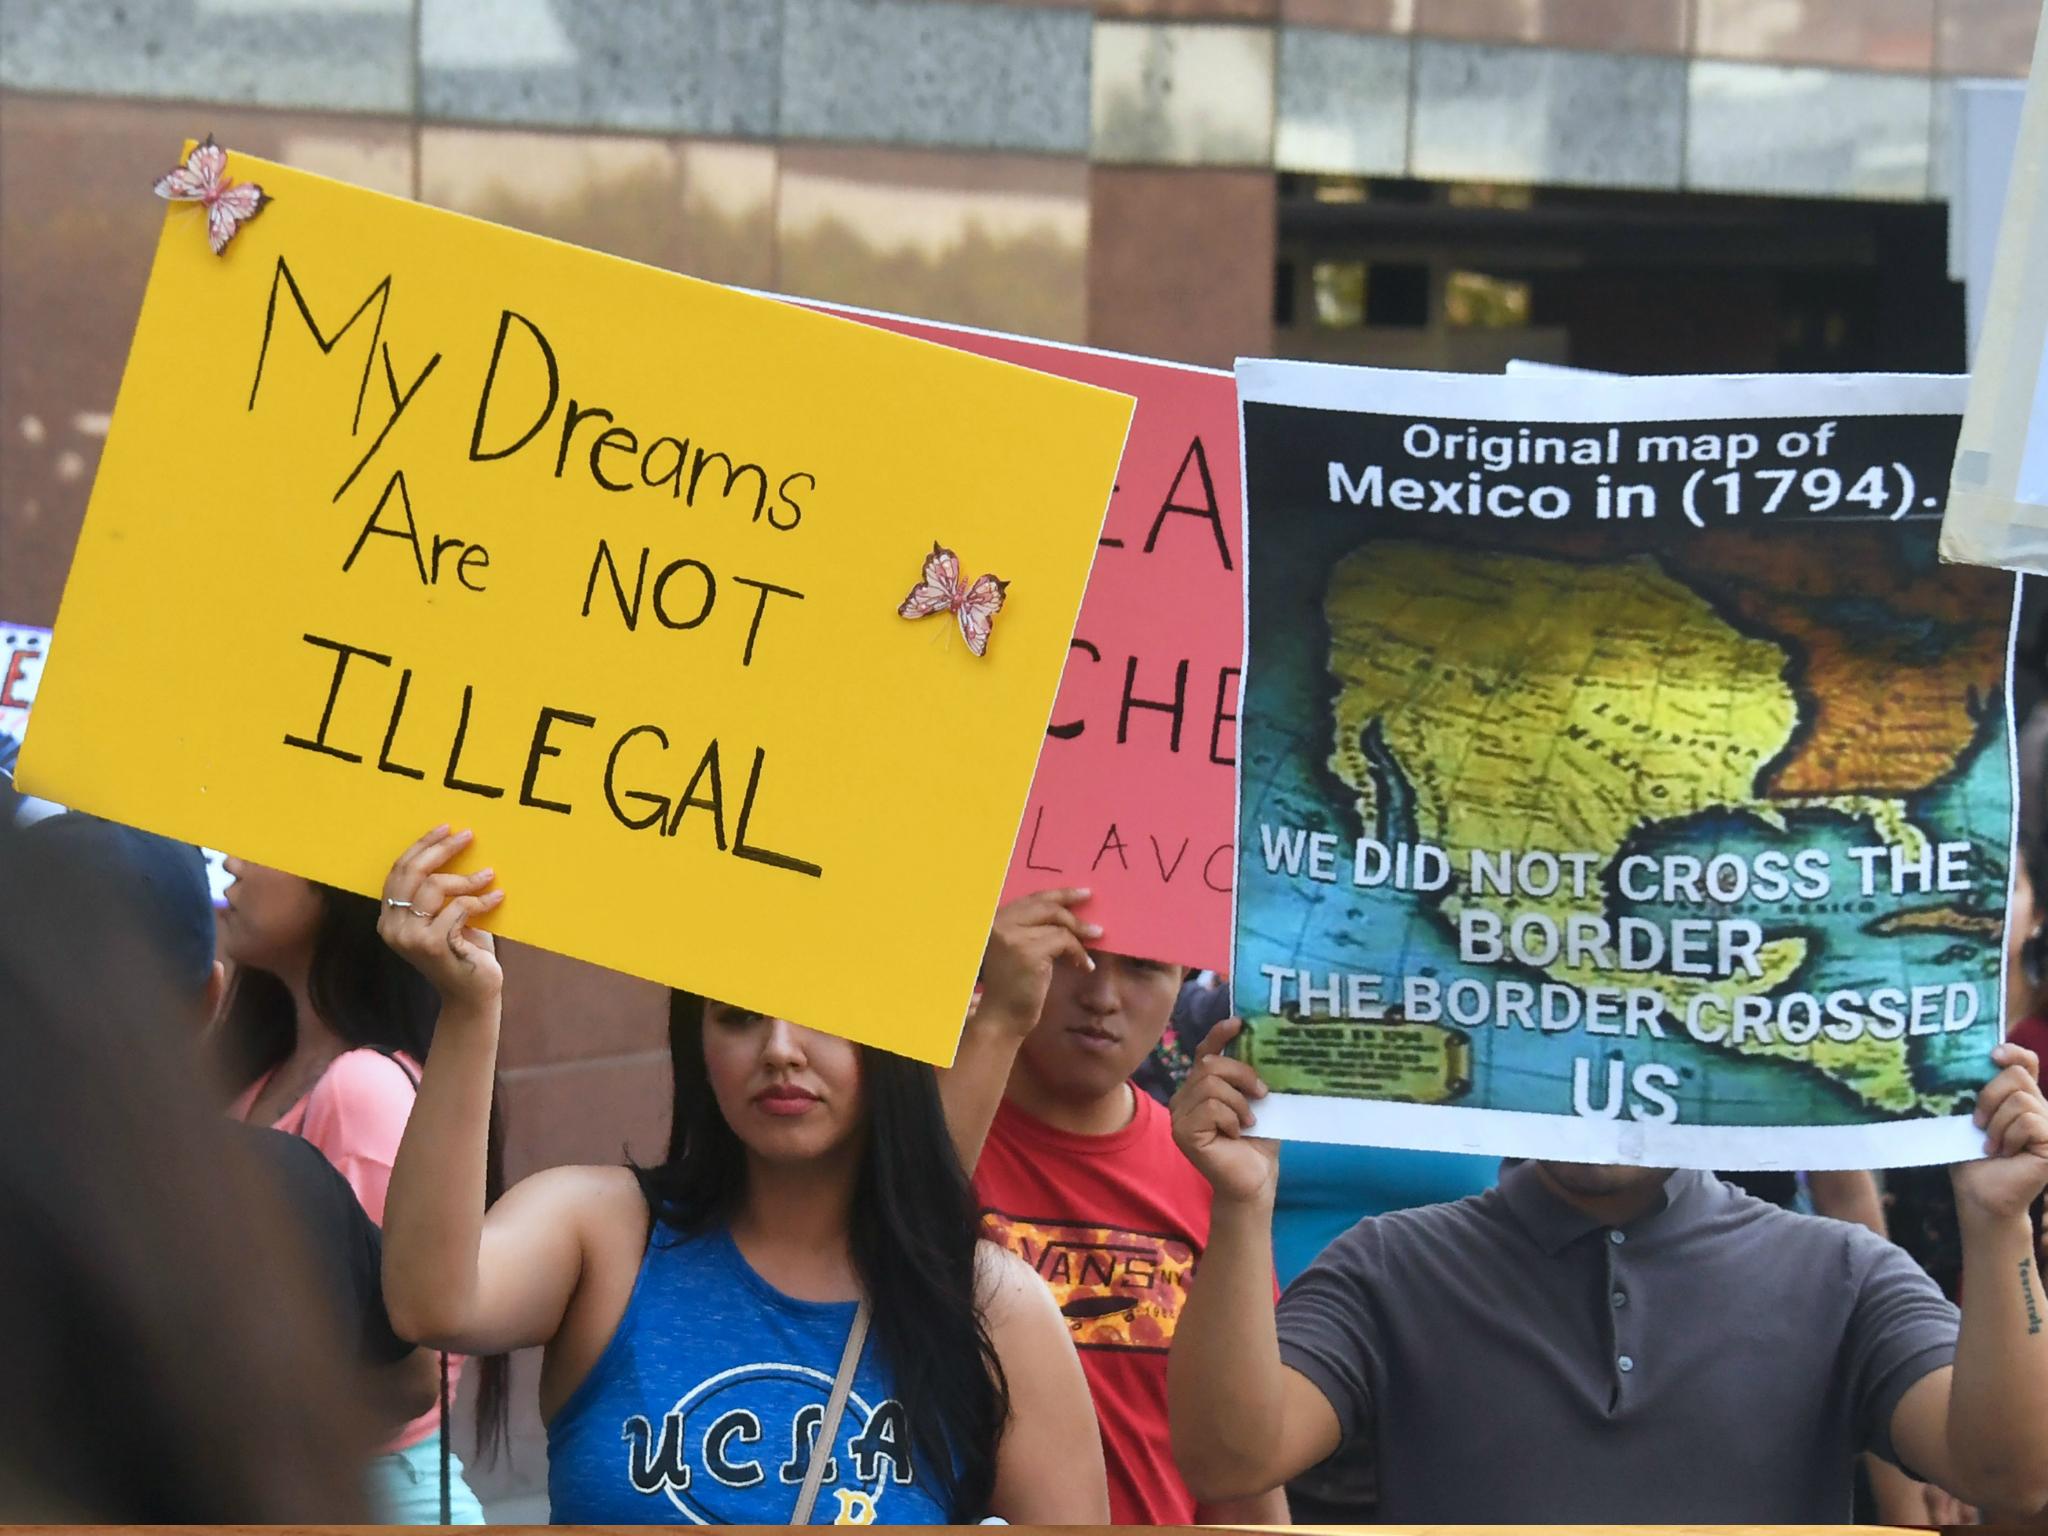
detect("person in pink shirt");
top-left (217, 840), bottom-right (506, 1523)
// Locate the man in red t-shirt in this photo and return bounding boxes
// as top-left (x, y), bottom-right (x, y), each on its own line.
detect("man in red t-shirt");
top-left (942, 889), bottom-right (1289, 1527)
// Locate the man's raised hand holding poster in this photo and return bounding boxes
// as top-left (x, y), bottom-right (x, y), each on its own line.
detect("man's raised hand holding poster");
top-left (1233, 363), bottom-right (2012, 1168)
top-left (17, 146), bottom-right (1134, 1066)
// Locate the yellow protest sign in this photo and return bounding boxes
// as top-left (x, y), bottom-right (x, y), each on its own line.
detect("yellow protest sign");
top-left (19, 148), bottom-right (1132, 1065)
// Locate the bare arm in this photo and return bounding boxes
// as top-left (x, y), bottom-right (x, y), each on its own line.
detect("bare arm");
top-left (939, 890), bottom-right (1096, 1171)
top-left (1167, 1021), bottom-right (1342, 1502)
top-left (1809, 1168), bottom-right (1887, 1237)
top-left (381, 992), bottom-right (535, 1349)
top-left (1891, 1045), bottom-right (2048, 1516)
top-left (1864, 1450), bottom-right (1976, 1527)
top-left (940, 1006), bottom-right (1028, 1174)
top-left (375, 827), bottom-right (592, 1355)
top-left (980, 1245), bottom-right (1110, 1524)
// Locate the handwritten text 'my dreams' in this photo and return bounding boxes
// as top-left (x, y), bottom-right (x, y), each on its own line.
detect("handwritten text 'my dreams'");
top-left (248, 258), bottom-right (822, 878)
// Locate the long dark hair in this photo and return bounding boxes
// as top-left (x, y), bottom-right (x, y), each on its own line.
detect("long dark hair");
top-left (215, 884), bottom-right (511, 1461)
top-left (637, 992), bottom-right (1009, 1520)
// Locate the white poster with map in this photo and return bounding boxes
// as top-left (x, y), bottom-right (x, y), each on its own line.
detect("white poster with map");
top-left (1233, 365), bottom-right (2012, 1170)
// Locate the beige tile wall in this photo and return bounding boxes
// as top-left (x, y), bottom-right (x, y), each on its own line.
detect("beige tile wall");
top-left (1085, 164), bottom-right (1275, 366)
top-left (776, 142), bottom-right (1091, 339)
top-left (0, 95), bottom-right (415, 626)
top-left (1696, 0), bottom-right (1936, 72)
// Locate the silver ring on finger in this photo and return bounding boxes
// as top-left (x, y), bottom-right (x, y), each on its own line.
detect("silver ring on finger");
top-left (383, 898), bottom-right (414, 911)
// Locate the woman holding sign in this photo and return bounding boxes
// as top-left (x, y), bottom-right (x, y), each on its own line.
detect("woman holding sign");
top-left (375, 826), bottom-right (1107, 1525)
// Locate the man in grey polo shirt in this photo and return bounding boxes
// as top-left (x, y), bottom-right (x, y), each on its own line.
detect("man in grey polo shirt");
top-left (1166, 1022), bottom-right (2048, 1522)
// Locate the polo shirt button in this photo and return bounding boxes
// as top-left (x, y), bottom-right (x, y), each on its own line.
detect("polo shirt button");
top-left (1618, 1355), bottom-right (1635, 1373)
top-left (1611, 1290), bottom-right (1627, 1309)
top-left (1608, 1230), bottom-right (1625, 1245)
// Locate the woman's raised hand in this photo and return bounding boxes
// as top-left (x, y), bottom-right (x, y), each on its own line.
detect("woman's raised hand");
top-left (376, 825), bottom-right (506, 1008)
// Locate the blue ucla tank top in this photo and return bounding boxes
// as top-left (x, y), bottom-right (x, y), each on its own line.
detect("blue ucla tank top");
top-left (546, 1224), bottom-right (958, 1525)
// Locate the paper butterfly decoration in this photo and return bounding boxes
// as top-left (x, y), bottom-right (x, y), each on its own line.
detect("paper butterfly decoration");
top-left (898, 542), bottom-right (1008, 658)
top-left (152, 135), bottom-right (270, 255)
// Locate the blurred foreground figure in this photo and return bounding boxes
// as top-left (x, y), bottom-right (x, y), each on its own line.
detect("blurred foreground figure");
top-left (0, 813), bottom-right (375, 1520)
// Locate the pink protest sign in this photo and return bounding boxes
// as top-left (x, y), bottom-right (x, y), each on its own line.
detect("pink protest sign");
top-left (799, 302), bottom-right (1239, 970)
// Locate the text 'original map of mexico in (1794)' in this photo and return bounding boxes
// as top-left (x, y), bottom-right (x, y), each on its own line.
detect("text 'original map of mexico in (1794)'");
top-left (1232, 365), bottom-right (2013, 1171)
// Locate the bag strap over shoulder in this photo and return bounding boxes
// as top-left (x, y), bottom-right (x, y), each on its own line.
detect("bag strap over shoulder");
top-left (372, 1045), bottom-right (421, 1091)
top-left (790, 1299), bottom-right (872, 1526)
